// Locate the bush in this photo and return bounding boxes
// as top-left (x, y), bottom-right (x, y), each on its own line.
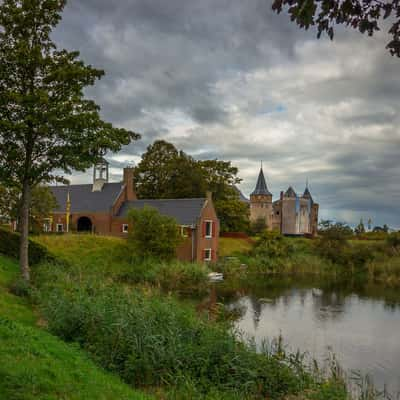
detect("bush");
top-left (39, 283), bottom-right (343, 399)
top-left (0, 228), bottom-right (54, 265)
top-left (128, 206), bottom-right (182, 261)
top-left (252, 231), bottom-right (294, 259)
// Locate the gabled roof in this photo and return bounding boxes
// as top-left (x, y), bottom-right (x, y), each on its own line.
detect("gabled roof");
top-left (302, 187), bottom-right (313, 202)
top-left (50, 183), bottom-right (123, 213)
top-left (285, 186), bottom-right (297, 198)
top-left (251, 168), bottom-right (272, 196)
top-left (117, 198), bottom-right (207, 225)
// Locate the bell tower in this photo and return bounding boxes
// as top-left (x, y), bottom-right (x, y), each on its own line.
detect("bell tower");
top-left (92, 152), bottom-right (109, 192)
top-left (250, 164), bottom-right (273, 229)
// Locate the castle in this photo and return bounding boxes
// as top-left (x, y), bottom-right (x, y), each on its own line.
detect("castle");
top-left (249, 167), bottom-right (319, 236)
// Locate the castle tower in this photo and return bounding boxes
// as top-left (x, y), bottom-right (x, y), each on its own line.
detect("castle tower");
top-left (92, 158), bottom-right (109, 192)
top-left (302, 184), bottom-right (318, 236)
top-left (250, 166), bottom-right (273, 229)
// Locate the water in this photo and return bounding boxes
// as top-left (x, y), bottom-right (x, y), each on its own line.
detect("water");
top-left (216, 278), bottom-right (400, 395)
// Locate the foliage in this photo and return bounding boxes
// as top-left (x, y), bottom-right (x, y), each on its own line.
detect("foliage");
top-left (271, 0), bottom-right (400, 57)
top-left (128, 206), bottom-right (183, 261)
top-left (386, 232), bottom-right (400, 250)
top-left (34, 235), bottom-right (209, 295)
top-left (0, 184), bottom-right (57, 232)
top-left (133, 140), bottom-right (247, 232)
top-left (0, 0), bottom-right (140, 279)
top-left (253, 230), bottom-right (295, 259)
top-left (0, 255), bottom-right (37, 325)
top-left (38, 280), bottom-right (344, 399)
top-left (0, 318), bottom-right (151, 400)
top-left (214, 198), bottom-right (249, 233)
top-left (218, 237), bottom-right (254, 257)
top-left (0, 228), bottom-right (54, 265)
top-left (250, 217), bottom-right (267, 235)
top-left (318, 221), bottom-right (354, 237)
top-left (354, 219), bottom-right (366, 235)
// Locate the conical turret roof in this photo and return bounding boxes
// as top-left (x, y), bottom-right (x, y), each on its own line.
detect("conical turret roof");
top-left (251, 168), bottom-right (272, 196)
top-left (285, 186), bottom-right (297, 198)
top-left (303, 186), bottom-right (313, 202)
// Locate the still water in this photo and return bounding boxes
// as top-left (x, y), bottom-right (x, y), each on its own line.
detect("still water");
top-left (218, 278), bottom-right (400, 395)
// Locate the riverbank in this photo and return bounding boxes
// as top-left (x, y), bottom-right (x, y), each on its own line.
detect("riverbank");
top-left (1, 234), bottom-right (351, 400)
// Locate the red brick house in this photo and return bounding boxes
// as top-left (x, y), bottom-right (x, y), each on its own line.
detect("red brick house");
top-left (46, 160), bottom-right (219, 263)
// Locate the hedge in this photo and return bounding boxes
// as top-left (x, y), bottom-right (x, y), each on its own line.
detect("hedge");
top-left (0, 228), bottom-right (54, 265)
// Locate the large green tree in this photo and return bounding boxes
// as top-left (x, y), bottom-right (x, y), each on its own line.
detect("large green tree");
top-left (0, 0), bottom-right (140, 281)
top-left (272, 0), bottom-right (400, 57)
top-left (0, 184), bottom-right (57, 231)
top-left (134, 140), bottom-right (248, 233)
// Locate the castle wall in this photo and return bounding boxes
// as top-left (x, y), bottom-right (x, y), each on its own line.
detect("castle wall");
top-left (281, 198), bottom-right (297, 235)
top-left (250, 194), bottom-right (273, 230)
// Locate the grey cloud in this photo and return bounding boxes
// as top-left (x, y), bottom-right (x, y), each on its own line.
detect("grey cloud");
top-left (53, 0), bottom-right (400, 228)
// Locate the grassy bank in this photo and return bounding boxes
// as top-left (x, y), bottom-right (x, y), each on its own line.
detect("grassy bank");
top-left (0, 254), bottom-right (152, 400)
top-left (34, 235), bottom-right (210, 295)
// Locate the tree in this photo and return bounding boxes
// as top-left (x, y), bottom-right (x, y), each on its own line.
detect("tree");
top-left (134, 140), bottom-right (248, 232)
top-left (214, 198), bottom-right (249, 233)
top-left (272, 0), bottom-right (400, 57)
top-left (0, 184), bottom-right (57, 231)
top-left (0, 0), bottom-right (140, 281)
top-left (128, 206), bottom-right (182, 260)
top-left (354, 218), bottom-right (366, 235)
top-left (251, 217), bottom-right (267, 235)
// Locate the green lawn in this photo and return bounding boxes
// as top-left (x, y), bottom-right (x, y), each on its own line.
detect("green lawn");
top-left (219, 237), bottom-right (253, 257)
top-left (0, 255), bottom-right (37, 325)
top-left (0, 254), bottom-right (152, 400)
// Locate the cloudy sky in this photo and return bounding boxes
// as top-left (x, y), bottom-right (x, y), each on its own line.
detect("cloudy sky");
top-left (53, 0), bottom-right (400, 228)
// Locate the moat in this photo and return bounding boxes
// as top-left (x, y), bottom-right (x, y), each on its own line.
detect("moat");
top-left (216, 278), bottom-right (400, 395)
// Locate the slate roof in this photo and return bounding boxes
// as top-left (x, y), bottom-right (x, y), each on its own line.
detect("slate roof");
top-left (117, 198), bottom-right (207, 225)
top-left (285, 186), bottom-right (297, 198)
top-left (50, 183), bottom-right (123, 213)
top-left (302, 187), bottom-right (313, 202)
top-left (251, 168), bottom-right (272, 196)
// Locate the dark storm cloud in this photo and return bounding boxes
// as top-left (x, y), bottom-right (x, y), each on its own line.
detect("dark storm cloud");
top-left (53, 0), bottom-right (400, 228)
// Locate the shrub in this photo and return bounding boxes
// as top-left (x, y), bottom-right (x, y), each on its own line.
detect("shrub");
top-left (128, 206), bottom-right (182, 261)
top-left (39, 283), bottom-right (342, 399)
top-left (252, 231), bottom-right (294, 259)
top-left (0, 228), bottom-right (54, 265)
top-left (386, 232), bottom-right (400, 250)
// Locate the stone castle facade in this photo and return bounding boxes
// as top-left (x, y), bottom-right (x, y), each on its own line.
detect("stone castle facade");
top-left (250, 167), bottom-right (319, 236)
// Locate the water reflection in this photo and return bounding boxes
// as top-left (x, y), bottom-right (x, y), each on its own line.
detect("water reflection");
top-left (215, 277), bottom-right (400, 395)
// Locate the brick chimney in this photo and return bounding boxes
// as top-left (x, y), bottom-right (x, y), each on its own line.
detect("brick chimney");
top-left (123, 167), bottom-right (137, 201)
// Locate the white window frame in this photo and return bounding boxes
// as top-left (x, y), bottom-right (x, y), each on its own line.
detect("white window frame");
top-left (56, 223), bottom-right (64, 233)
top-left (43, 218), bottom-right (52, 233)
top-left (205, 220), bottom-right (213, 238)
top-left (204, 248), bottom-right (212, 262)
top-left (180, 226), bottom-right (188, 238)
top-left (122, 224), bottom-right (129, 234)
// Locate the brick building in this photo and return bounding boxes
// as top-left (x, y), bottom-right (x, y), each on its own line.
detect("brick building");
top-left (250, 167), bottom-right (319, 236)
top-left (46, 159), bottom-right (219, 263)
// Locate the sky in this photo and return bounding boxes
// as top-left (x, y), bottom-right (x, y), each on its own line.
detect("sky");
top-left (52, 0), bottom-right (400, 228)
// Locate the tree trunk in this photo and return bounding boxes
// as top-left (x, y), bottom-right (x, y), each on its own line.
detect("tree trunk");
top-left (19, 181), bottom-right (31, 282)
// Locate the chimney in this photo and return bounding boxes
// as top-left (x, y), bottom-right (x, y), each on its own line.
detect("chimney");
top-left (123, 167), bottom-right (137, 201)
top-left (280, 191), bottom-right (284, 200)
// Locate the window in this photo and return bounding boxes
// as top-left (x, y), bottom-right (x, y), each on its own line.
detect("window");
top-left (204, 248), bottom-right (212, 262)
top-left (43, 219), bottom-right (52, 233)
top-left (205, 220), bottom-right (213, 238)
top-left (122, 224), bottom-right (129, 233)
top-left (56, 224), bottom-right (64, 233)
top-left (180, 226), bottom-right (188, 237)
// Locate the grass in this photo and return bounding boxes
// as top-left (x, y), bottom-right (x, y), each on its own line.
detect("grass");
top-left (0, 254), bottom-right (152, 400)
top-left (219, 237), bottom-right (253, 257)
top-left (0, 254), bottom-right (37, 325)
top-left (0, 317), bottom-right (152, 400)
top-left (34, 235), bottom-right (210, 295)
